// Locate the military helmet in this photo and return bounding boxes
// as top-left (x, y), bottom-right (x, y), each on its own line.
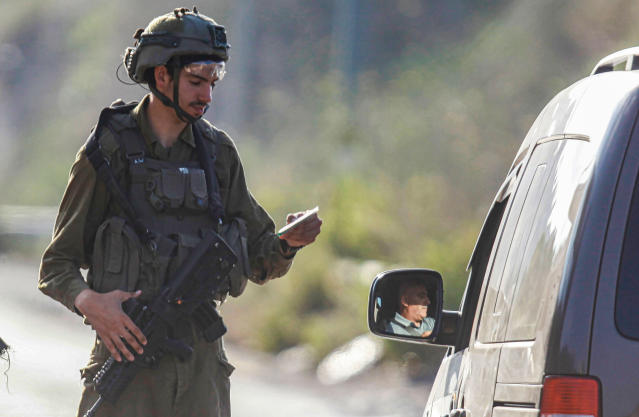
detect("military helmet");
top-left (124, 7), bottom-right (230, 84)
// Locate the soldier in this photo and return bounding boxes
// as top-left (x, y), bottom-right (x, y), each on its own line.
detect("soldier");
top-left (38, 7), bottom-right (321, 417)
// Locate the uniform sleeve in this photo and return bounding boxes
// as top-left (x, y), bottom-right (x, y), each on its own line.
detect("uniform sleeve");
top-left (216, 134), bottom-right (295, 284)
top-left (38, 141), bottom-right (113, 313)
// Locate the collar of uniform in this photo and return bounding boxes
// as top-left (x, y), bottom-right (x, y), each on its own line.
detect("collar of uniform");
top-left (131, 94), bottom-right (196, 149)
top-left (393, 312), bottom-right (419, 329)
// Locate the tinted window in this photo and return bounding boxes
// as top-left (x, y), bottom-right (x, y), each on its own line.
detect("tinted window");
top-left (616, 170), bottom-right (639, 339)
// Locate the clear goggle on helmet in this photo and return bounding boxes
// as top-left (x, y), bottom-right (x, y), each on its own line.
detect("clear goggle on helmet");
top-left (183, 60), bottom-right (226, 81)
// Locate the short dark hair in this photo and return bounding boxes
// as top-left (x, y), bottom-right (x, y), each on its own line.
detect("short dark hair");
top-left (397, 278), bottom-right (428, 304)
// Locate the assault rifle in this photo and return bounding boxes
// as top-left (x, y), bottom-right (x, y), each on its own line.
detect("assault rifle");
top-left (83, 229), bottom-right (237, 417)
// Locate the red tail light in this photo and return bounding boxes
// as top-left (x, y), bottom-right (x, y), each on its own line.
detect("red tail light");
top-left (541, 376), bottom-right (600, 417)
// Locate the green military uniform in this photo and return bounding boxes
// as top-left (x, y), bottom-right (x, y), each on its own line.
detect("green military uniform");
top-left (39, 95), bottom-right (296, 416)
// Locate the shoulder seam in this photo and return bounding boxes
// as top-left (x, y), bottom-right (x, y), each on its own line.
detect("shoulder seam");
top-left (197, 120), bottom-right (235, 148)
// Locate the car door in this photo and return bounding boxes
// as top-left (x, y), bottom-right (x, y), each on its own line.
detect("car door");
top-left (426, 137), bottom-right (590, 417)
top-left (463, 140), bottom-right (563, 417)
top-left (425, 140), bottom-right (553, 417)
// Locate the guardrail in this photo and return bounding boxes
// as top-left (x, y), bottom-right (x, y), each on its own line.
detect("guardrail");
top-left (0, 205), bottom-right (57, 236)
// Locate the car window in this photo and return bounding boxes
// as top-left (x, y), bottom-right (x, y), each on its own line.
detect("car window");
top-left (477, 139), bottom-right (591, 343)
top-left (505, 140), bottom-right (590, 341)
top-left (477, 142), bottom-right (557, 343)
top-left (616, 168), bottom-right (639, 339)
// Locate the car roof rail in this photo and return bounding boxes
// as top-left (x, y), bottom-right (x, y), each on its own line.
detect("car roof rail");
top-left (591, 46), bottom-right (639, 75)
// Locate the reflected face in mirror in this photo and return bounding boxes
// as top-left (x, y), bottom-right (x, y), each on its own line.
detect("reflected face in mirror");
top-left (369, 270), bottom-right (442, 340)
top-left (400, 283), bottom-right (431, 326)
top-left (377, 277), bottom-right (437, 338)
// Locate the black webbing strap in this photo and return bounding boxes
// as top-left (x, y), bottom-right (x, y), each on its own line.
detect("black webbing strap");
top-left (192, 123), bottom-right (225, 224)
top-left (116, 120), bottom-right (146, 165)
top-left (84, 104), bottom-right (153, 244)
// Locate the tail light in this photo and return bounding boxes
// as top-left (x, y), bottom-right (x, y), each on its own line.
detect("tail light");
top-left (540, 376), bottom-right (600, 417)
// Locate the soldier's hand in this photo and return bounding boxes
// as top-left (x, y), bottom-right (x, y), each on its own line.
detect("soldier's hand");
top-left (74, 289), bottom-right (147, 362)
top-left (280, 211), bottom-right (322, 248)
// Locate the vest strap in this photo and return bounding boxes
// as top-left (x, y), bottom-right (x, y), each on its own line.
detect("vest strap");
top-left (84, 103), bottom-right (153, 244)
top-left (118, 122), bottom-right (146, 165)
top-left (193, 123), bottom-right (225, 223)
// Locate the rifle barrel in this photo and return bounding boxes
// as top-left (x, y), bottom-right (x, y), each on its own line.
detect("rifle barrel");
top-left (83, 396), bottom-right (104, 417)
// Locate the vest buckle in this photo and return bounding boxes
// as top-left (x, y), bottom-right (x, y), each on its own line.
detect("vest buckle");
top-left (126, 151), bottom-right (145, 165)
top-left (147, 239), bottom-right (158, 254)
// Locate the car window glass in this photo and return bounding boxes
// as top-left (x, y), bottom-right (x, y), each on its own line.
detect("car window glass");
top-left (475, 139), bottom-right (592, 343)
top-left (477, 142), bottom-right (557, 343)
top-left (506, 140), bottom-right (590, 341)
top-left (616, 168), bottom-right (639, 339)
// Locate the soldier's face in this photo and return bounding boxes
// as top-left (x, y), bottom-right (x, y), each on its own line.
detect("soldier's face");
top-left (176, 69), bottom-right (217, 119)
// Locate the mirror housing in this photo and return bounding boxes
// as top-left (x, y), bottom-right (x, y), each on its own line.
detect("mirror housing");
top-left (438, 310), bottom-right (461, 346)
top-left (368, 269), bottom-right (445, 343)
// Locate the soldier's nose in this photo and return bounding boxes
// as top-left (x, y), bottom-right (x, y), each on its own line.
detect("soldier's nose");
top-left (203, 86), bottom-right (213, 103)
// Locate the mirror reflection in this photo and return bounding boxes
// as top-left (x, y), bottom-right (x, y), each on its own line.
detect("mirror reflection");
top-left (372, 273), bottom-right (440, 339)
top-left (384, 279), bottom-right (434, 337)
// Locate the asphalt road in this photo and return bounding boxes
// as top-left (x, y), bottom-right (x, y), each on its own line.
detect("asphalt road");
top-left (0, 257), bottom-right (429, 417)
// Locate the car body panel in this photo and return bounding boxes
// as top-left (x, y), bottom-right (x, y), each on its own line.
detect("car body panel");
top-left (424, 70), bottom-right (639, 417)
top-left (588, 105), bottom-right (639, 417)
top-left (494, 383), bottom-right (541, 406)
top-left (545, 80), bottom-right (639, 376)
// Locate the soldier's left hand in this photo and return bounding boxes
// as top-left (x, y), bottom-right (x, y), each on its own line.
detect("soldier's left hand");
top-left (280, 211), bottom-right (322, 247)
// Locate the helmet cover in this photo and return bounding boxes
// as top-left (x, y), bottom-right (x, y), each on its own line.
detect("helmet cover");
top-left (124, 8), bottom-right (230, 84)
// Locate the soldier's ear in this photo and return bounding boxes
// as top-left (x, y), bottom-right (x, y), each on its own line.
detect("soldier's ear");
top-left (154, 65), bottom-right (172, 89)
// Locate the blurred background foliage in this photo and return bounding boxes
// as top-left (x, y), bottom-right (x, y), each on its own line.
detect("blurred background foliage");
top-left (3, 0), bottom-right (639, 366)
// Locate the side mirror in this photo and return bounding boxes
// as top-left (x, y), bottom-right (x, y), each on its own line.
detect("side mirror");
top-left (368, 269), bottom-right (444, 342)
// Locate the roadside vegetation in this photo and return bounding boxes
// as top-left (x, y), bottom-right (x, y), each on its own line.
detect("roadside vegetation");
top-left (3, 0), bottom-right (639, 373)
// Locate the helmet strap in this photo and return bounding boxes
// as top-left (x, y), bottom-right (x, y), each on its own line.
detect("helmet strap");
top-left (148, 64), bottom-right (205, 125)
top-left (171, 65), bottom-right (197, 124)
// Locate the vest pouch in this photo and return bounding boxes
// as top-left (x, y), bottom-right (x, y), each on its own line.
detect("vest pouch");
top-left (148, 168), bottom-right (186, 211)
top-left (174, 233), bottom-right (202, 273)
top-left (184, 168), bottom-right (209, 212)
top-left (219, 218), bottom-right (251, 297)
top-left (168, 232), bottom-right (228, 304)
top-left (89, 217), bottom-right (141, 293)
top-left (137, 234), bottom-right (176, 301)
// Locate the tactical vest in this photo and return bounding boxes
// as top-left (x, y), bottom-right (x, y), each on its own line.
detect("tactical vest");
top-left (84, 103), bottom-right (251, 309)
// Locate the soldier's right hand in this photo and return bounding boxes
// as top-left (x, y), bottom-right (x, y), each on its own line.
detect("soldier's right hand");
top-left (74, 289), bottom-right (148, 362)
